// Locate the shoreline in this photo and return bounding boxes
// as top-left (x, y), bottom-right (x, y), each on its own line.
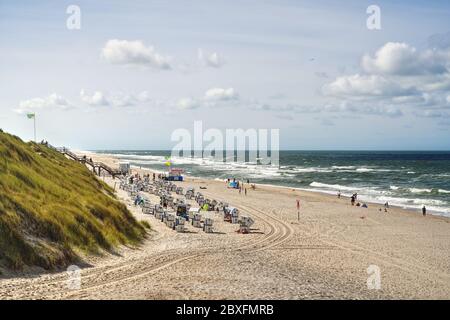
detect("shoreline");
top-left (88, 149), bottom-right (450, 228)
top-left (111, 157), bottom-right (450, 220)
top-left (83, 149), bottom-right (450, 218)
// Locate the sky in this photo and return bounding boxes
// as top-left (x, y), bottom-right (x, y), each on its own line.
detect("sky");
top-left (1, 0), bottom-right (450, 150)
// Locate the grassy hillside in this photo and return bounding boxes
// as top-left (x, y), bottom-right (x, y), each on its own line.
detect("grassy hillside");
top-left (0, 130), bottom-right (146, 270)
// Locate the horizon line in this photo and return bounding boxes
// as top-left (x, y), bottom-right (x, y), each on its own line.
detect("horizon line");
top-left (88, 149), bottom-right (450, 152)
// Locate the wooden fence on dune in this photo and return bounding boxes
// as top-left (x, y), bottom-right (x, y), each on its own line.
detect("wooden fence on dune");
top-left (45, 143), bottom-right (121, 178)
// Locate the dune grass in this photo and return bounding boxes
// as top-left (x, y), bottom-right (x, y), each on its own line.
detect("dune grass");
top-left (0, 130), bottom-right (146, 270)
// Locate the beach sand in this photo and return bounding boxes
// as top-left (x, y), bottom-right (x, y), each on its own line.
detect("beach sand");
top-left (1, 151), bottom-right (450, 300)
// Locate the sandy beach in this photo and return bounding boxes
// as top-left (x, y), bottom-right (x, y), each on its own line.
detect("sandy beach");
top-left (1, 151), bottom-right (450, 300)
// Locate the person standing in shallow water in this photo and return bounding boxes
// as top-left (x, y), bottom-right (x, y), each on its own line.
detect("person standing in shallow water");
top-left (422, 205), bottom-right (427, 216)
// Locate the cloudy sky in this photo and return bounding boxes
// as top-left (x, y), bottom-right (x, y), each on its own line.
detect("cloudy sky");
top-left (1, 0), bottom-right (450, 150)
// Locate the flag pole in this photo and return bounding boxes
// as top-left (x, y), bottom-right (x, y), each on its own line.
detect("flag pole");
top-left (34, 114), bottom-right (36, 142)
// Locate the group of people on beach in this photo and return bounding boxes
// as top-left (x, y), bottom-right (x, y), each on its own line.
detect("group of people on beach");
top-left (349, 192), bottom-right (368, 208)
top-left (338, 190), bottom-right (428, 216)
top-left (226, 178), bottom-right (254, 196)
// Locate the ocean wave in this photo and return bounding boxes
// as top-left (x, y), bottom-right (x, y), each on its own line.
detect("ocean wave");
top-left (108, 153), bottom-right (166, 162)
top-left (120, 153), bottom-right (284, 178)
top-left (407, 188), bottom-right (450, 194)
top-left (309, 182), bottom-right (356, 191)
top-left (409, 188), bottom-right (433, 193)
top-left (389, 186), bottom-right (450, 195)
top-left (282, 165), bottom-right (395, 174)
top-left (307, 182), bottom-right (449, 213)
top-left (355, 167), bottom-right (395, 173)
top-left (377, 196), bottom-right (446, 206)
top-left (293, 167), bottom-right (333, 173)
top-left (129, 164), bottom-right (165, 174)
top-left (302, 186), bottom-right (449, 215)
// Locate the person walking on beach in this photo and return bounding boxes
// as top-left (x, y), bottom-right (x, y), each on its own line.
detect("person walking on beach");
top-left (351, 195), bottom-right (355, 206)
top-left (422, 205), bottom-right (427, 216)
top-left (337, 190), bottom-right (341, 199)
top-left (244, 188), bottom-right (247, 196)
top-left (296, 199), bottom-right (300, 221)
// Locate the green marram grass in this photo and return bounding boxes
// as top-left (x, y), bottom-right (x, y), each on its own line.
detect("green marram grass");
top-left (0, 130), bottom-right (147, 270)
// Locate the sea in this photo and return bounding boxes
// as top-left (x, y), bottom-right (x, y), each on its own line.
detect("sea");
top-left (95, 150), bottom-right (450, 217)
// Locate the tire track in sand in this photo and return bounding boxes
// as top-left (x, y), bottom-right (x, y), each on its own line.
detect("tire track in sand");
top-left (56, 204), bottom-right (293, 298)
top-left (0, 202), bottom-right (293, 299)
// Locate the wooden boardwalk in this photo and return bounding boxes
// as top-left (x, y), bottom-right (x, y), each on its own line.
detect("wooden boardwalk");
top-left (46, 144), bottom-right (121, 178)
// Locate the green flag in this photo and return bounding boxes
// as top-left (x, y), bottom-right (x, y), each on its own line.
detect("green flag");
top-left (27, 112), bottom-right (35, 119)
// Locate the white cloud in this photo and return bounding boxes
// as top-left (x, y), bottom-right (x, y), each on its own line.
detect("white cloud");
top-left (250, 100), bottom-right (404, 118)
top-left (101, 39), bottom-right (171, 70)
top-left (80, 90), bottom-right (109, 106)
top-left (204, 87), bottom-right (238, 101)
top-left (80, 90), bottom-right (151, 107)
top-left (110, 91), bottom-right (150, 107)
top-left (137, 91), bottom-right (150, 102)
top-left (362, 42), bottom-right (449, 76)
top-left (325, 102), bottom-right (404, 118)
top-left (323, 41), bottom-right (450, 121)
top-left (110, 94), bottom-right (136, 107)
top-left (323, 74), bottom-right (416, 98)
top-left (198, 49), bottom-right (225, 68)
top-left (176, 87), bottom-right (239, 110)
top-left (177, 97), bottom-right (200, 110)
top-left (15, 94), bottom-right (72, 114)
